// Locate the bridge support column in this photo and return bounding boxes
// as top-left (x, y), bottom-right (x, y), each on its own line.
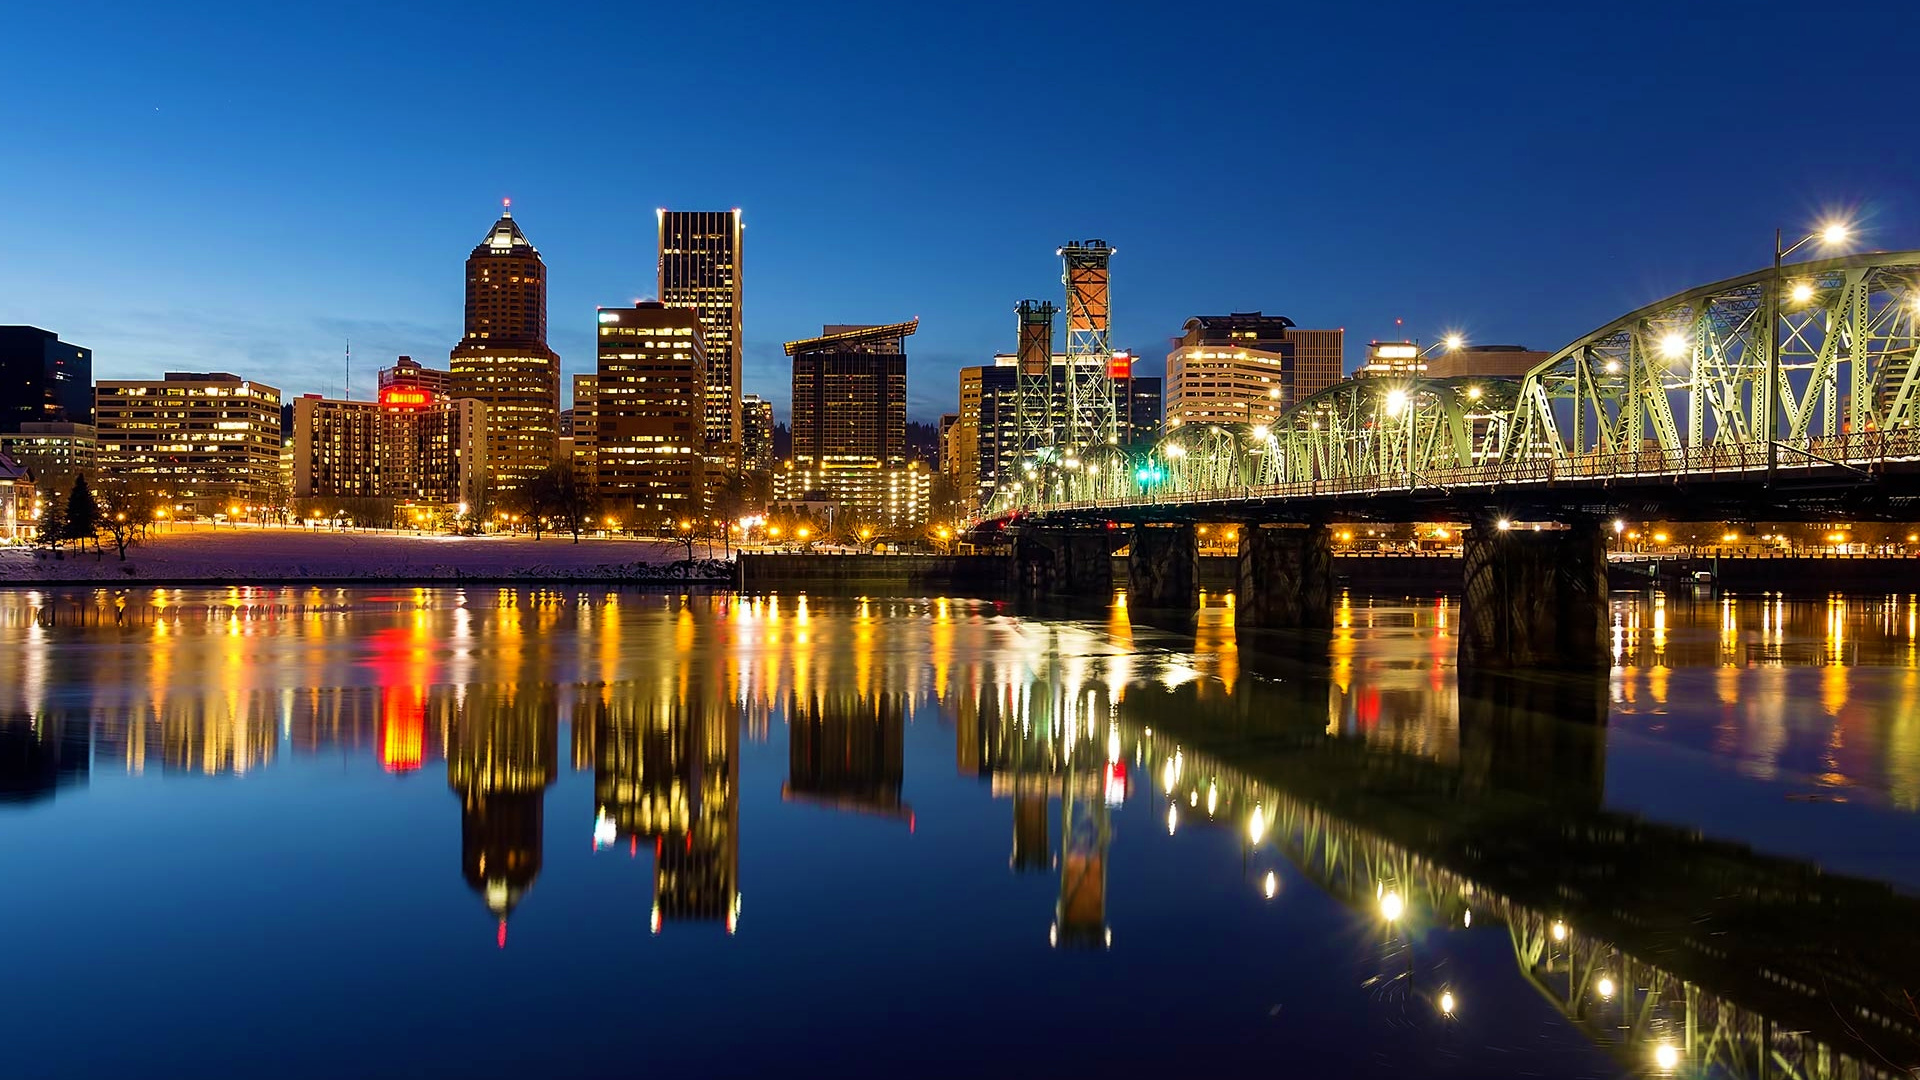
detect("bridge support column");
top-left (1460, 519), bottom-right (1608, 670)
top-left (1236, 524), bottom-right (1333, 630)
top-left (1127, 524), bottom-right (1197, 612)
top-left (1014, 528), bottom-right (1114, 598)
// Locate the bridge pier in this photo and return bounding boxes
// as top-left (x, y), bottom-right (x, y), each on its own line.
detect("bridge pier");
top-left (1459, 519), bottom-right (1609, 670)
top-left (1014, 527), bottom-right (1115, 598)
top-left (1127, 524), bottom-right (1197, 612)
top-left (1236, 523), bottom-right (1333, 630)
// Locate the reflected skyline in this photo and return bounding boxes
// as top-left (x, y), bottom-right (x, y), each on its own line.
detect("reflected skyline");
top-left (3, 586), bottom-right (1920, 1077)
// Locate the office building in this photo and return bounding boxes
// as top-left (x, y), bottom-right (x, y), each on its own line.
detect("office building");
top-left (290, 389), bottom-right (488, 509)
top-left (570, 373), bottom-right (598, 483)
top-left (448, 202), bottom-right (561, 491)
top-left (1166, 313), bottom-right (1343, 428)
top-left (958, 354), bottom-right (1161, 508)
top-left (94, 372), bottom-right (282, 515)
top-left (1423, 344), bottom-right (1551, 379)
top-left (1358, 340), bottom-right (1425, 379)
top-left (379, 355), bottom-right (451, 398)
top-left (0, 452), bottom-right (31, 542)
top-left (658, 209), bottom-right (744, 450)
top-left (741, 394), bottom-right (774, 474)
top-left (0, 327), bottom-right (92, 432)
top-left (593, 303), bottom-right (708, 522)
top-left (0, 422), bottom-right (96, 481)
top-left (780, 321), bottom-right (924, 527)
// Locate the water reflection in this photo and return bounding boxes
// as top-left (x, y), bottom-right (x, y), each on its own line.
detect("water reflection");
top-left (2, 587), bottom-right (1919, 1077)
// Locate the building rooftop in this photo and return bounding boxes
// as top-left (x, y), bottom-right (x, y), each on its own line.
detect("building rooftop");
top-left (784, 319), bottom-right (919, 356)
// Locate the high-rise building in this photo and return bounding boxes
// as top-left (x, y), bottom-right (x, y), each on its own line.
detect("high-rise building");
top-left (657, 209), bottom-right (743, 451)
top-left (570, 373), bottom-right (598, 484)
top-left (290, 389), bottom-right (489, 510)
top-left (593, 303), bottom-right (708, 523)
top-left (741, 394), bottom-right (774, 475)
top-left (0, 326), bottom-right (92, 432)
top-left (0, 422), bottom-right (96, 482)
top-left (94, 372), bottom-right (282, 515)
top-left (1423, 344), bottom-right (1551, 379)
top-left (447, 685), bottom-right (558, 941)
top-left (449, 202), bottom-right (560, 491)
top-left (1166, 314), bottom-right (1344, 428)
top-left (780, 321), bottom-right (924, 527)
top-left (960, 354), bottom-right (1161, 509)
top-left (379, 355), bottom-right (451, 398)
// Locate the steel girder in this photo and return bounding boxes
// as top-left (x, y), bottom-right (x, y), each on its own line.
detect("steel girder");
top-left (1015, 251), bottom-right (1920, 514)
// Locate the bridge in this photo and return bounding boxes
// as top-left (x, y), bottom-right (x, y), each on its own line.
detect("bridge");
top-left (964, 625), bottom-right (1920, 1079)
top-left (1000, 250), bottom-right (1920, 667)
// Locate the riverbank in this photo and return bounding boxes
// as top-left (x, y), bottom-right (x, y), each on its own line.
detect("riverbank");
top-left (0, 525), bottom-right (734, 586)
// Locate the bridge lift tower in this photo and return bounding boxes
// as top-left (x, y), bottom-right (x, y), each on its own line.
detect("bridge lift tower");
top-left (1059, 240), bottom-right (1119, 472)
top-left (1014, 300), bottom-right (1057, 475)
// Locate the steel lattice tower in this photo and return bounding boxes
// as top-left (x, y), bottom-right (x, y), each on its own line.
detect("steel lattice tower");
top-left (1013, 300), bottom-right (1057, 471)
top-left (1059, 240), bottom-right (1117, 459)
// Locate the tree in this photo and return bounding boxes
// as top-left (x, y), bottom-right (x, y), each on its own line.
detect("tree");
top-left (707, 468), bottom-right (753, 557)
top-left (35, 494), bottom-right (66, 556)
top-left (523, 464), bottom-right (595, 543)
top-left (99, 507), bottom-right (137, 561)
top-left (65, 476), bottom-right (101, 558)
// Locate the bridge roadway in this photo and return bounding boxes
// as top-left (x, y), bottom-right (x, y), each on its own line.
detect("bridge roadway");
top-left (967, 631), bottom-right (1920, 1078)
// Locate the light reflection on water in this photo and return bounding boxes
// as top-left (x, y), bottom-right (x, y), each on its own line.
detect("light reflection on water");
top-left (1, 586), bottom-right (1918, 1078)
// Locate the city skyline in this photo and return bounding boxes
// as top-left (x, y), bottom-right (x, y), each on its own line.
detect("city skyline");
top-left (11, 3), bottom-right (1920, 423)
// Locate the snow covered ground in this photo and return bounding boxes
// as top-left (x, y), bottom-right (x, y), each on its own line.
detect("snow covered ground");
top-left (0, 525), bottom-right (733, 583)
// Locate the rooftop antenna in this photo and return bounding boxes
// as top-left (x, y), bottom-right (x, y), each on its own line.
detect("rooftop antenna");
top-left (502, 197), bottom-right (512, 218)
top-left (345, 338), bottom-right (351, 401)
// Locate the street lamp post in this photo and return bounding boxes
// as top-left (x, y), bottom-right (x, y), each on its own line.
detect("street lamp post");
top-left (1769, 223), bottom-right (1849, 485)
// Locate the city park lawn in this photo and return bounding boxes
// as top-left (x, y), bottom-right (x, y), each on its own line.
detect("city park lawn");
top-left (0, 523), bottom-right (714, 583)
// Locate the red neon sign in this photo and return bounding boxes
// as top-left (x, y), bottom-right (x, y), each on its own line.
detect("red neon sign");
top-left (380, 388), bottom-right (433, 409)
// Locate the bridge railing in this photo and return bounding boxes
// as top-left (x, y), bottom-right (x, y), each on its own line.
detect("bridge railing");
top-left (1025, 428), bottom-right (1920, 515)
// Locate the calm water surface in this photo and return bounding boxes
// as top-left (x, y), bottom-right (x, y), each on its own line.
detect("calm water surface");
top-left (3, 586), bottom-right (1919, 1078)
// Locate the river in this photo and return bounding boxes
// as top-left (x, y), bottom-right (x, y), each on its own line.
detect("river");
top-left (1, 585), bottom-right (1917, 1078)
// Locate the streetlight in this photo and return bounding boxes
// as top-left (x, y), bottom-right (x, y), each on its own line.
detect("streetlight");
top-left (1770, 221), bottom-right (1851, 484)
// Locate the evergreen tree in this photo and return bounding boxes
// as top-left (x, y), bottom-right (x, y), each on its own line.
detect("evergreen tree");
top-left (35, 494), bottom-right (67, 554)
top-left (64, 476), bottom-right (100, 552)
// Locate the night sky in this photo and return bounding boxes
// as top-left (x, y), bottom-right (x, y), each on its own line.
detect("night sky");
top-left (6, 0), bottom-right (1919, 422)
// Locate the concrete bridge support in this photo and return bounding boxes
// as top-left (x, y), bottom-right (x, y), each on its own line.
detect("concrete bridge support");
top-left (1127, 524), bottom-right (1197, 611)
top-left (1235, 523), bottom-right (1333, 630)
top-left (1014, 528), bottom-right (1115, 598)
top-left (1459, 519), bottom-right (1609, 671)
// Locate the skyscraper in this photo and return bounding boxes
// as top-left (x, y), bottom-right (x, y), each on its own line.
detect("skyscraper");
top-left (657, 209), bottom-right (743, 450)
top-left (781, 321), bottom-right (926, 527)
top-left (0, 326), bottom-right (92, 432)
top-left (959, 353), bottom-right (1161, 509)
top-left (449, 202), bottom-right (560, 491)
top-left (1165, 313), bottom-right (1343, 428)
top-left (593, 303), bottom-right (708, 523)
top-left (740, 394), bottom-right (774, 475)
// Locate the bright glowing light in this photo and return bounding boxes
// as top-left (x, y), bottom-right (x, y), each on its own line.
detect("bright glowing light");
top-left (1653, 532), bottom-right (1669, 544)
top-left (1439, 991), bottom-right (1456, 1015)
top-left (1821, 222), bottom-right (1850, 245)
top-left (1263, 871), bottom-right (1278, 899)
top-left (1467, 385), bottom-right (1482, 400)
top-left (1166, 804), bottom-right (1178, 835)
top-left (1790, 282), bottom-right (1814, 304)
top-left (1384, 388), bottom-right (1409, 416)
top-left (1604, 360), bottom-right (1621, 373)
top-left (1463, 909), bottom-right (1471, 928)
top-left (1551, 920), bottom-right (1568, 942)
top-left (593, 809), bottom-right (617, 850)
top-left (1722, 532), bottom-right (1738, 543)
top-left (1380, 890), bottom-right (1405, 922)
top-left (1654, 1043), bottom-right (1680, 1071)
top-left (1444, 334), bottom-right (1464, 351)
top-left (1659, 332), bottom-right (1689, 359)
top-left (1251, 424), bottom-right (1269, 440)
top-left (1248, 805), bottom-right (1267, 845)
top-left (1496, 518), bottom-right (1512, 531)
top-left (1205, 783), bottom-right (1218, 816)
top-left (796, 527), bottom-right (810, 539)
top-left (1613, 519), bottom-right (1626, 533)
top-left (1597, 975), bottom-right (1616, 999)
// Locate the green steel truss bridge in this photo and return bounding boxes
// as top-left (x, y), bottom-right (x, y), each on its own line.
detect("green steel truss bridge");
top-left (1005, 251), bottom-right (1920, 525)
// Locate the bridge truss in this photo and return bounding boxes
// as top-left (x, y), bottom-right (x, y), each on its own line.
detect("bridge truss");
top-left (1019, 251), bottom-right (1920, 516)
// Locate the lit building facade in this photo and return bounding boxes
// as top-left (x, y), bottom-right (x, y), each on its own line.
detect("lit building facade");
top-left (570, 373), bottom-right (598, 483)
top-left (448, 203), bottom-right (560, 491)
top-left (658, 209), bottom-right (743, 451)
top-left (94, 372), bottom-right (282, 515)
top-left (782, 321), bottom-right (922, 527)
top-left (741, 393), bottom-right (774, 475)
top-left (1357, 340), bottom-right (1424, 379)
top-left (0, 452), bottom-right (31, 541)
top-left (291, 389), bottom-right (488, 509)
top-left (593, 303), bottom-right (708, 522)
top-left (379, 355), bottom-right (451, 398)
top-left (0, 326), bottom-right (92, 432)
top-left (0, 422), bottom-right (96, 482)
top-left (1166, 313), bottom-right (1343, 427)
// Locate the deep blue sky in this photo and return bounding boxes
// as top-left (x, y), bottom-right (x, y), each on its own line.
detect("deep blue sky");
top-left (6, 0), bottom-right (1920, 422)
